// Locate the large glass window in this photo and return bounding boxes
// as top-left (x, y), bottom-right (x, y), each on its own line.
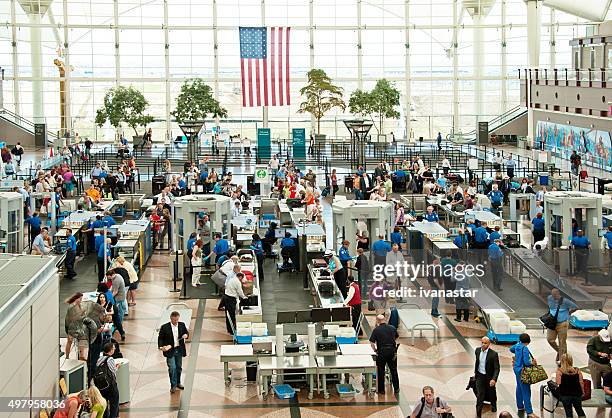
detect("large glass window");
top-left (0, 0), bottom-right (595, 139)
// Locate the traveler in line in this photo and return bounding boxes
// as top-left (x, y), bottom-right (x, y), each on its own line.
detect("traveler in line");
top-left (546, 287), bottom-right (577, 362)
top-left (510, 333), bottom-right (538, 418)
top-left (586, 329), bottom-right (611, 389)
top-left (475, 336), bottom-right (500, 417)
top-left (556, 353), bottom-right (587, 418)
top-left (369, 314), bottom-right (400, 395)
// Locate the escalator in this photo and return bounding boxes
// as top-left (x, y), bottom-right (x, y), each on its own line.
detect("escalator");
top-left (450, 105), bottom-right (528, 144)
top-left (0, 108), bottom-right (58, 146)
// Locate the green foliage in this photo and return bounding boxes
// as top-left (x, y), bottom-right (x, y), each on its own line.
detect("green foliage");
top-left (95, 85), bottom-right (154, 137)
top-left (171, 78), bottom-right (227, 124)
top-left (348, 79), bottom-right (400, 134)
top-left (298, 69), bottom-right (346, 134)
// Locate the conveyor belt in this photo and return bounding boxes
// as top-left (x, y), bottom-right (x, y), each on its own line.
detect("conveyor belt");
top-left (509, 248), bottom-right (603, 309)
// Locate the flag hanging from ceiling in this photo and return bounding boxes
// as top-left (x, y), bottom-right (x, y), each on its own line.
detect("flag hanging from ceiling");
top-left (239, 26), bottom-right (291, 107)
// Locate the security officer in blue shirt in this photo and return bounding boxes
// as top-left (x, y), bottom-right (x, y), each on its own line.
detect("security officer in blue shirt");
top-left (94, 230), bottom-right (106, 253)
top-left (102, 212), bottom-right (116, 227)
top-left (372, 234), bottom-right (391, 267)
top-left (187, 232), bottom-right (197, 258)
top-left (488, 226), bottom-right (502, 244)
top-left (390, 227), bottom-right (403, 246)
top-left (474, 221), bottom-right (490, 263)
top-left (250, 233), bottom-right (265, 281)
top-left (453, 229), bottom-right (469, 250)
top-left (65, 228), bottom-right (77, 280)
top-left (488, 239), bottom-right (505, 291)
top-left (280, 232), bottom-right (297, 268)
top-left (97, 238), bottom-right (112, 282)
top-left (531, 212), bottom-right (545, 243)
top-left (25, 212), bottom-right (42, 246)
top-left (487, 184), bottom-right (504, 213)
top-left (570, 230), bottom-right (591, 280)
top-left (424, 206), bottom-right (439, 222)
top-left (338, 240), bottom-right (353, 271)
top-left (91, 215), bottom-right (104, 229)
top-left (206, 233), bottom-right (230, 264)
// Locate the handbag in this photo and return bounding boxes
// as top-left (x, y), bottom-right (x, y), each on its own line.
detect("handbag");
top-left (580, 169), bottom-right (588, 179)
top-left (540, 297), bottom-right (563, 330)
top-left (520, 356), bottom-right (548, 385)
top-left (582, 378), bottom-right (591, 401)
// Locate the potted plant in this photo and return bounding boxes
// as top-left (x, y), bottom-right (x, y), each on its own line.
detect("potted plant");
top-left (95, 86), bottom-right (154, 142)
top-left (298, 69), bottom-right (346, 140)
top-left (171, 78), bottom-right (227, 162)
top-left (349, 79), bottom-right (400, 142)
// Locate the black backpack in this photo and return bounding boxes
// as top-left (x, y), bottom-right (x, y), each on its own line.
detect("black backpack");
top-left (93, 356), bottom-right (116, 391)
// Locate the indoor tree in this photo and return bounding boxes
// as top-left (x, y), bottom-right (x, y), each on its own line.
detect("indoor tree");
top-left (298, 69), bottom-right (346, 136)
top-left (95, 85), bottom-right (154, 139)
top-left (171, 78), bottom-right (227, 124)
top-left (348, 79), bottom-right (400, 136)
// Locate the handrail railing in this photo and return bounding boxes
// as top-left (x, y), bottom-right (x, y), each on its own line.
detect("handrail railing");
top-left (0, 108), bottom-right (59, 140)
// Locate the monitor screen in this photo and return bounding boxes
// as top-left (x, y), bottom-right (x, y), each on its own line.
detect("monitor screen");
top-left (286, 228), bottom-right (298, 238)
top-left (275, 228), bottom-right (286, 238)
top-left (331, 306), bottom-right (351, 322)
top-left (295, 310), bottom-right (312, 323)
top-left (276, 311), bottom-right (296, 324)
top-left (311, 308), bottom-right (332, 323)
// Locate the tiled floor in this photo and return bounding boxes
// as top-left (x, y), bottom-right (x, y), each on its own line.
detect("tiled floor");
top-left (59, 244), bottom-right (612, 418)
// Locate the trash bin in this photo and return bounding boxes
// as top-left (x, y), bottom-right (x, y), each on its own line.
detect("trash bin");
top-left (539, 173), bottom-right (549, 186)
top-left (246, 361), bottom-right (258, 382)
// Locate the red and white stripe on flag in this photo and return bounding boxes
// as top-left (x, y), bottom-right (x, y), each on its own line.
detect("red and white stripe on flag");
top-left (240, 27), bottom-right (291, 107)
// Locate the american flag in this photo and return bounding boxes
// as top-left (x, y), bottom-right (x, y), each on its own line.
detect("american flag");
top-left (239, 26), bottom-right (291, 107)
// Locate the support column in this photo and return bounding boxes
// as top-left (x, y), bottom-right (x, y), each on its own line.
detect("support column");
top-left (114, 0), bottom-right (120, 86)
top-left (357, 0), bottom-right (363, 90)
top-left (308, 0), bottom-right (315, 134)
top-left (473, 14), bottom-right (484, 122)
top-left (550, 8), bottom-right (556, 70)
top-left (452, 0), bottom-right (459, 131)
top-left (405, 0), bottom-right (411, 141)
top-left (262, 0), bottom-right (268, 128)
top-left (526, 0), bottom-right (542, 68)
top-left (501, 0), bottom-right (507, 112)
top-left (163, 0), bottom-right (171, 144)
top-left (63, 0), bottom-right (72, 136)
top-left (10, 0), bottom-right (20, 115)
top-left (526, 0), bottom-right (542, 145)
top-left (30, 12), bottom-right (44, 123)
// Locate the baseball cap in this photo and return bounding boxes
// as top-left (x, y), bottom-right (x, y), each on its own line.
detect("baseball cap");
top-left (323, 250), bottom-right (334, 258)
top-left (598, 329), bottom-right (610, 342)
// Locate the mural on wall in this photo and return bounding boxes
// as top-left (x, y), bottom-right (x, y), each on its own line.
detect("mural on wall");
top-left (535, 121), bottom-right (612, 170)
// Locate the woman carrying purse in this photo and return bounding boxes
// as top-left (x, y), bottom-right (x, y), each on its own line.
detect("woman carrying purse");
top-left (556, 353), bottom-right (587, 418)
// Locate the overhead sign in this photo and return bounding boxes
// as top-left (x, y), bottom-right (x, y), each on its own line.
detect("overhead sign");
top-left (257, 128), bottom-right (271, 160)
top-left (292, 128), bottom-right (306, 168)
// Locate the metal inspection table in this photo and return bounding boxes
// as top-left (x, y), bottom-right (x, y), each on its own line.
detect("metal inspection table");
top-left (316, 355), bottom-right (376, 399)
top-left (220, 343), bottom-right (276, 386)
top-left (258, 355), bottom-right (318, 399)
top-left (338, 344), bottom-right (376, 356)
top-left (397, 306), bottom-right (440, 345)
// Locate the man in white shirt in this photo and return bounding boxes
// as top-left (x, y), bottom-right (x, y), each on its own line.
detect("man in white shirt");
top-left (536, 186), bottom-right (547, 203)
top-left (223, 271), bottom-right (247, 334)
top-left (32, 228), bottom-right (51, 255)
top-left (269, 155), bottom-right (280, 173)
top-left (441, 156), bottom-right (451, 175)
top-left (385, 243), bottom-right (405, 299)
top-left (158, 311), bottom-right (189, 393)
top-left (231, 201), bottom-right (242, 218)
